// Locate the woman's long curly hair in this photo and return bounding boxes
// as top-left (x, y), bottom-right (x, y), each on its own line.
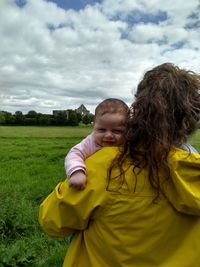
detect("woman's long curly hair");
top-left (109, 63), bottom-right (200, 199)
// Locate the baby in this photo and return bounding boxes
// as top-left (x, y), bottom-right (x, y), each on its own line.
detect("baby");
top-left (65, 98), bottom-right (198, 190)
top-left (65, 98), bottom-right (129, 189)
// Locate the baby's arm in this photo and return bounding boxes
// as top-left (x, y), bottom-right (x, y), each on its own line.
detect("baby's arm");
top-left (65, 133), bottom-right (101, 189)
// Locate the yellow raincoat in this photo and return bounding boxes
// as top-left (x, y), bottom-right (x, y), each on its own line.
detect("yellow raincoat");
top-left (39, 147), bottom-right (200, 267)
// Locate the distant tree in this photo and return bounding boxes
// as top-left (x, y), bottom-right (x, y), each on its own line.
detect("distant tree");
top-left (67, 110), bottom-right (79, 126)
top-left (76, 112), bottom-right (82, 123)
top-left (14, 111), bottom-right (24, 125)
top-left (0, 111), bottom-right (6, 125)
top-left (0, 106), bottom-right (94, 126)
top-left (37, 114), bottom-right (51, 126)
top-left (4, 111), bottom-right (14, 125)
top-left (24, 117), bottom-right (37, 125)
top-left (82, 113), bottom-right (94, 125)
top-left (89, 113), bottom-right (95, 123)
top-left (26, 110), bottom-right (38, 118)
top-left (53, 111), bottom-right (68, 125)
top-left (49, 117), bottom-right (57, 126)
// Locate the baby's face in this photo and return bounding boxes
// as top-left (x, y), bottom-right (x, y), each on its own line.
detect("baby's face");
top-left (93, 113), bottom-right (126, 147)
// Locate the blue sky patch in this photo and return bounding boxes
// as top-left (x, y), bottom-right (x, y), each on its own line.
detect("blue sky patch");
top-left (171, 41), bottom-right (185, 50)
top-left (112, 10), bottom-right (167, 26)
top-left (47, 0), bottom-right (103, 11)
top-left (47, 23), bottom-right (66, 31)
top-left (185, 12), bottom-right (200, 29)
top-left (15, 0), bottom-right (27, 8)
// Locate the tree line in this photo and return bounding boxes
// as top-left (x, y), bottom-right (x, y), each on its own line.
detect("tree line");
top-left (0, 110), bottom-right (94, 126)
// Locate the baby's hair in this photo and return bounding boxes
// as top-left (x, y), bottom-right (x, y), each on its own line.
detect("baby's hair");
top-left (109, 63), bottom-right (200, 199)
top-left (94, 98), bottom-right (129, 120)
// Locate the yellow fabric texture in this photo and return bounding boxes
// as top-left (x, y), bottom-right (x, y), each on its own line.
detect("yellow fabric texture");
top-left (39, 147), bottom-right (200, 267)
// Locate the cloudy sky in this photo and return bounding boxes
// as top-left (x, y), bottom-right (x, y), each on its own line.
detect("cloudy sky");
top-left (0, 0), bottom-right (200, 114)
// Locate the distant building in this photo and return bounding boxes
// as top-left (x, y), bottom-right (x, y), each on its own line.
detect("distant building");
top-left (75, 104), bottom-right (90, 116)
top-left (53, 104), bottom-right (90, 118)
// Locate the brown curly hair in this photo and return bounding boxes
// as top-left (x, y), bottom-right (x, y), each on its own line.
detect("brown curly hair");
top-left (109, 63), bottom-right (200, 199)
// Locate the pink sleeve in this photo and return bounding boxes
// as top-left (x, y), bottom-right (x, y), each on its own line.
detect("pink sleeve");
top-left (64, 133), bottom-right (101, 177)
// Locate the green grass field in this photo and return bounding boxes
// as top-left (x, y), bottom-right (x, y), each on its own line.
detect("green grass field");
top-left (0, 126), bottom-right (92, 267)
top-left (0, 125), bottom-right (92, 137)
top-left (0, 126), bottom-right (199, 267)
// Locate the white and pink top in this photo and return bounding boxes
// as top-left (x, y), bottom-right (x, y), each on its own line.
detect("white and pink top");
top-left (65, 133), bottom-right (101, 177)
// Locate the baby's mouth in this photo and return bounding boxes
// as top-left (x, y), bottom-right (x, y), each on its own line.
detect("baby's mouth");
top-left (102, 141), bottom-right (116, 146)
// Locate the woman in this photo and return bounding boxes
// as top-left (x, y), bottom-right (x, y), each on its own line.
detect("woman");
top-left (39, 63), bottom-right (200, 267)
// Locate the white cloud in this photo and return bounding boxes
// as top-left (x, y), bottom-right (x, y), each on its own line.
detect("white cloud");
top-left (0, 0), bottom-right (199, 114)
top-left (129, 23), bottom-right (164, 43)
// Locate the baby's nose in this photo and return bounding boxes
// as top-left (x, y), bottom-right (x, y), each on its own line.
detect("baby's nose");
top-left (104, 131), bottom-right (114, 138)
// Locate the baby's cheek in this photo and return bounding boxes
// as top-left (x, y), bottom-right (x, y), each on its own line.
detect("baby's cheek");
top-left (93, 134), bottom-right (102, 146)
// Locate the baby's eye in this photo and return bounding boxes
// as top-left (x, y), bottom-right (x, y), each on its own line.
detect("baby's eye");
top-left (112, 129), bottom-right (123, 134)
top-left (97, 128), bottom-right (106, 132)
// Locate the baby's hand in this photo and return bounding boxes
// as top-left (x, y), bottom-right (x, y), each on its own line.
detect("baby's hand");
top-left (68, 170), bottom-right (87, 190)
